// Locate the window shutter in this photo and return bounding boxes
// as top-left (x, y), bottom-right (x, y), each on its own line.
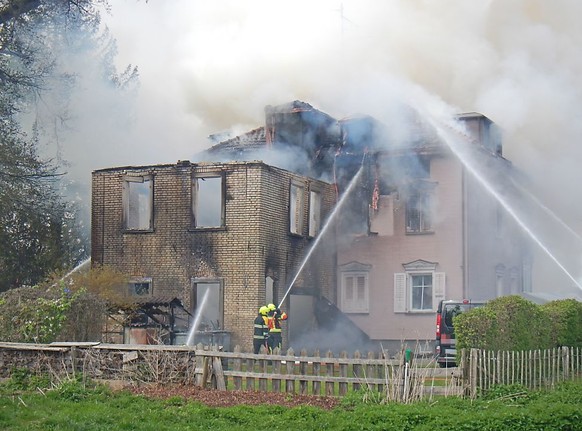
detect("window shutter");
top-left (394, 273), bottom-right (407, 312)
top-left (433, 272), bottom-right (446, 311)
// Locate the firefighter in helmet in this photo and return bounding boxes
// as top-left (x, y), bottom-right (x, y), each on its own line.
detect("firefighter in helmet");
top-left (253, 305), bottom-right (270, 354)
top-left (266, 303), bottom-right (288, 352)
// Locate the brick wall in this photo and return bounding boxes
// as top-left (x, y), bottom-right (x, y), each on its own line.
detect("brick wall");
top-left (92, 161), bottom-right (336, 351)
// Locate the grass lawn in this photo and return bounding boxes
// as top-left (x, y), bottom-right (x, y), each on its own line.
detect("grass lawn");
top-left (1, 379), bottom-right (582, 430)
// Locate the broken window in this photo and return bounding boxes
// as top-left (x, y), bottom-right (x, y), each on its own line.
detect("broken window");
top-left (290, 182), bottom-right (305, 235)
top-left (123, 175), bottom-right (153, 230)
top-left (405, 192), bottom-right (432, 233)
top-left (128, 278), bottom-right (152, 296)
top-left (308, 189), bottom-right (321, 237)
top-left (191, 279), bottom-right (223, 330)
top-left (394, 260), bottom-right (445, 313)
top-left (192, 175), bottom-right (224, 228)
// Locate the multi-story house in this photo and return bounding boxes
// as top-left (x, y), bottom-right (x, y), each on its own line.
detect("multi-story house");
top-left (91, 160), bottom-right (336, 351)
top-left (91, 100), bottom-right (529, 353)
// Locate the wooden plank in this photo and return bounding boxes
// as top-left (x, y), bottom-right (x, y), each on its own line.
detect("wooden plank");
top-left (233, 345), bottom-right (242, 390)
top-left (272, 354), bottom-right (281, 392)
top-left (353, 351), bottom-right (362, 392)
top-left (312, 349), bottom-right (321, 396)
top-left (212, 357), bottom-right (226, 390)
top-left (325, 351), bottom-right (334, 396)
top-left (339, 351), bottom-right (348, 396)
top-left (285, 348), bottom-right (295, 394)
top-left (245, 356), bottom-right (255, 391)
top-left (299, 349), bottom-right (308, 395)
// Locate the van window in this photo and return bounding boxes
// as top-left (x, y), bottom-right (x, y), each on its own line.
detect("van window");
top-left (443, 303), bottom-right (473, 328)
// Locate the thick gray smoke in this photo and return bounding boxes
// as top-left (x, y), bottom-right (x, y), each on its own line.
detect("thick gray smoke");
top-left (42, 1), bottom-right (582, 295)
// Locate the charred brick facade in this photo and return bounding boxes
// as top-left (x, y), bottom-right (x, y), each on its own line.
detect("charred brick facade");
top-left (92, 161), bottom-right (336, 351)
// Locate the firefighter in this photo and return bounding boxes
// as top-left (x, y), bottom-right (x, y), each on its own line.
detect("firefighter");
top-left (266, 303), bottom-right (288, 352)
top-left (253, 306), bottom-right (270, 354)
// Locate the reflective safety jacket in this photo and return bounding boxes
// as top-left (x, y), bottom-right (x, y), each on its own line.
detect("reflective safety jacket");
top-left (253, 314), bottom-right (269, 340)
top-left (267, 310), bottom-right (288, 333)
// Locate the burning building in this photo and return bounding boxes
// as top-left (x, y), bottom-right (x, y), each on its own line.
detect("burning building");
top-left (91, 100), bottom-right (530, 353)
top-left (91, 160), bottom-right (336, 350)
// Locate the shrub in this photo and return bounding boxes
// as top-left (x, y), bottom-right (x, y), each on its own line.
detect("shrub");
top-left (541, 299), bottom-right (582, 348)
top-left (455, 295), bottom-right (556, 353)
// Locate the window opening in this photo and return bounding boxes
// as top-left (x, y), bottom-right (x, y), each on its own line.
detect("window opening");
top-left (191, 280), bottom-right (223, 330)
top-left (193, 175), bottom-right (223, 228)
top-left (411, 274), bottom-right (432, 310)
top-left (290, 183), bottom-right (305, 235)
top-left (128, 278), bottom-right (152, 297)
top-left (406, 192), bottom-right (432, 233)
top-left (124, 176), bottom-right (153, 230)
top-left (309, 189), bottom-right (321, 237)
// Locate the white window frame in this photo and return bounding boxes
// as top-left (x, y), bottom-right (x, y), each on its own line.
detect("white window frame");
top-left (410, 273), bottom-right (433, 311)
top-left (123, 175), bottom-right (153, 231)
top-left (192, 173), bottom-right (225, 228)
top-left (308, 188), bottom-right (321, 238)
top-left (290, 182), bottom-right (305, 236)
top-left (394, 260), bottom-right (445, 313)
top-left (339, 262), bottom-right (371, 313)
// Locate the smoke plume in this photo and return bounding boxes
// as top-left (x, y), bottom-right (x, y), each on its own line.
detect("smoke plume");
top-left (44, 0), bottom-right (582, 294)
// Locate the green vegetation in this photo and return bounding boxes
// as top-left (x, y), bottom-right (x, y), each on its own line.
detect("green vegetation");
top-left (0, 266), bottom-right (131, 343)
top-left (455, 295), bottom-right (582, 352)
top-left (1, 376), bottom-right (581, 430)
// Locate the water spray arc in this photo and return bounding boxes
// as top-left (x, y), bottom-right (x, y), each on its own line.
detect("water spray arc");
top-left (431, 118), bottom-right (582, 292)
top-left (186, 288), bottom-right (211, 346)
top-left (52, 257), bottom-right (91, 287)
top-left (509, 177), bottom-right (582, 246)
top-left (278, 162), bottom-right (366, 308)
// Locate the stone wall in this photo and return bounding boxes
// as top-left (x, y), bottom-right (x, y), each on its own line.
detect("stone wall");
top-left (0, 343), bottom-right (196, 383)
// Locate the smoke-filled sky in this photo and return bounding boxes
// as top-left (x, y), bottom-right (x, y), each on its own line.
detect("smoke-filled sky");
top-left (58, 0), bottom-right (582, 293)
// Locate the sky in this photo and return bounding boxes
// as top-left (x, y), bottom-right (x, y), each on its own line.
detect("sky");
top-left (52, 0), bottom-right (582, 294)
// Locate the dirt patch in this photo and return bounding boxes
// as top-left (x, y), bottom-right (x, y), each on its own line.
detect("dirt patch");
top-left (127, 384), bottom-right (341, 409)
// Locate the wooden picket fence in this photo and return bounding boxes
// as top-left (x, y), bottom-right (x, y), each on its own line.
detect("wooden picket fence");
top-left (195, 345), bottom-right (463, 401)
top-left (2, 342), bottom-right (581, 401)
top-left (460, 346), bottom-right (582, 398)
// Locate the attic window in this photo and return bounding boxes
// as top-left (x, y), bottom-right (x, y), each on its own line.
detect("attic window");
top-left (192, 174), bottom-right (224, 228)
top-left (123, 175), bottom-right (153, 231)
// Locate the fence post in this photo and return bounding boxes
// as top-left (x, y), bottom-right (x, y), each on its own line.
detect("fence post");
top-left (272, 348), bottom-right (282, 392)
top-left (312, 349), bottom-right (321, 396)
top-left (339, 351), bottom-right (348, 396)
top-left (299, 349), bottom-right (308, 395)
top-left (469, 348), bottom-right (478, 399)
top-left (325, 351), bottom-right (334, 396)
top-left (285, 348), bottom-right (295, 394)
top-left (367, 351), bottom-right (376, 394)
top-left (194, 343), bottom-right (206, 387)
top-left (233, 345), bottom-right (242, 390)
top-left (353, 351), bottom-right (362, 393)
top-left (258, 351), bottom-right (268, 392)
top-left (246, 348), bottom-right (256, 391)
top-left (562, 346), bottom-right (570, 381)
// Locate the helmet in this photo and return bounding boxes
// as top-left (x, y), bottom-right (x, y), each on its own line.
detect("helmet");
top-left (259, 306), bottom-right (269, 315)
top-left (267, 303), bottom-right (276, 311)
